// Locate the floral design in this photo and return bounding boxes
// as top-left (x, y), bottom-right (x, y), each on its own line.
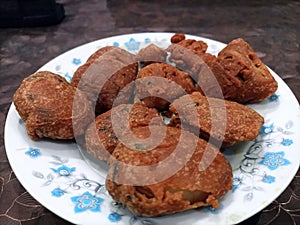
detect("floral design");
top-left (72, 58), bottom-right (82, 65)
top-left (268, 93), bottom-right (279, 102)
top-left (144, 37), bottom-right (151, 44)
top-left (51, 188), bottom-right (66, 197)
top-left (260, 151), bottom-right (291, 170)
top-left (108, 201), bottom-right (158, 224)
top-left (25, 148), bottom-right (41, 158)
top-left (108, 212), bottom-right (122, 222)
top-left (51, 165), bottom-right (76, 176)
top-left (260, 123), bottom-right (274, 135)
top-left (64, 72), bottom-right (72, 82)
top-left (25, 117), bottom-right (296, 223)
top-left (282, 138), bottom-right (293, 146)
top-left (230, 119), bottom-right (294, 201)
top-left (32, 154), bottom-right (112, 219)
top-left (262, 175), bottom-right (276, 184)
top-left (71, 191), bottom-right (104, 213)
top-left (232, 177), bottom-right (243, 192)
top-left (125, 38), bottom-right (140, 51)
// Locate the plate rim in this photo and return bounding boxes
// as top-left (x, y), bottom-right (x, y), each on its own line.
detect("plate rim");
top-left (4, 32), bottom-right (300, 225)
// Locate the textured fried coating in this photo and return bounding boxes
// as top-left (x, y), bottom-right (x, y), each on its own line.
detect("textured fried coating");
top-left (106, 125), bottom-right (232, 217)
top-left (71, 46), bottom-right (116, 87)
top-left (168, 34), bottom-right (208, 83)
top-left (136, 43), bottom-right (167, 65)
top-left (85, 102), bottom-right (163, 162)
top-left (135, 62), bottom-right (200, 110)
top-left (193, 52), bottom-right (241, 99)
top-left (216, 38), bottom-right (278, 103)
top-left (170, 33), bottom-right (186, 43)
top-left (167, 34), bottom-right (278, 103)
top-left (166, 43), bottom-right (208, 86)
top-left (170, 33), bottom-right (208, 56)
top-left (169, 92), bottom-right (264, 147)
top-left (71, 46), bottom-right (138, 114)
top-left (13, 71), bottom-right (93, 140)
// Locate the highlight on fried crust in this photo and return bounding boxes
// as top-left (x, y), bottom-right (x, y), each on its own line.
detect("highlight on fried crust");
top-left (85, 102), bottom-right (163, 162)
top-left (217, 38), bottom-right (278, 103)
top-left (71, 46), bottom-right (138, 114)
top-left (106, 125), bottom-right (232, 217)
top-left (168, 33), bottom-right (278, 103)
top-left (169, 92), bottom-right (264, 147)
top-left (13, 71), bottom-right (93, 140)
top-left (135, 62), bottom-right (201, 110)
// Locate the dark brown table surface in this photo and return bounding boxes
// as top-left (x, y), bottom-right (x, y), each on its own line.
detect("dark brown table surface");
top-left (1, 0), bottom-right (299, 224)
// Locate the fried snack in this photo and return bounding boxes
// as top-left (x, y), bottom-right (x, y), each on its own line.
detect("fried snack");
top-left (169, 92), bottom-right (264, 147)
top-left (106, 125), bottom-right (232, 217)
top-left (71, 46), bottom-right (138, 114)
top-left (167, 34), bottom-right (278, 103)
top-left (136, 43), bottom-right (167, 65)
top-left (170, 33), bottom-right (208, 56)
top-left (13, 71), bottom-right (93, 140)
top-left (168, 33), bottom-right (208, 82)
top-left (85, 102), bottom-right (163, 162)
top-left (71, 46), bottom-right (116, 87)
top-left (135, 62), bottom-right (200, 110)
top-left (217, 38), bottom-right (278, 103)
top-left (170, 33), bottom-right (186, 43)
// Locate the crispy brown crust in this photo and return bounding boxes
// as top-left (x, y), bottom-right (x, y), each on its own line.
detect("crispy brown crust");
top-left (169, 92), bottom-right (264, 147)
top-left (170, 33), bottom-right (186, 43)
top-left (13, 71), bottom-right (93, 140)
top-left (167, 34), bottom-right (278, 103)
top-left (136, 43), bottom-right (167, 64)
top-left (85, 102), bottom-right (163, 162)
top-left (135, 62), bottom-right (200, 110)
top-left (197, 53), bottom-right (241, 99)
top-left (95, 62), bottom-right (137, 114)
top-left (217, 38), bottom-right (278, 103)
top-left (71, 46), bottom-right (138, 114)
top-left (71, 46), bottom-right (117, 88)
top-left (106, 126), bottom-right (232, 217)
top-left (170, 33), bottom-right (208, 56)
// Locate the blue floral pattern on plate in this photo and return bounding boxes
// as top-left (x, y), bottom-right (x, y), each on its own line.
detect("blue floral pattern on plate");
top-left (108, 212), bottom-right (122, 222)
top-left (51, 165), bottom-right (76, 176)
top-left (125, 38), bottom-right (141, 51)
top-left (25, 147), bottom-right (41, 158)
top-left (260, 151), bottom-right (291, 170)
top-left (71, 191), bottom-right (104, 213)
top-left (30, 152), bottom-right (115, 217)
top-left (52, 187), bottom-right (66, 197)
top-left (228, 106), bottom-right (296, 202)
top-left (72, 58), bottom-right (82, 66)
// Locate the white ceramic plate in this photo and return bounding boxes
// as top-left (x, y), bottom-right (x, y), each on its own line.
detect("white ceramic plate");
top-left (5, 33), bottom-right (300, 225)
